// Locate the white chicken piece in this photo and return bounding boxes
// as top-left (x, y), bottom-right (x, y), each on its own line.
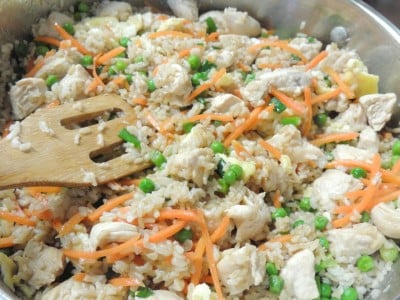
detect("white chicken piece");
top-left (217, 244), bottom-right (266, 295)
top-left (204, 49), bottom-right (235, 69)
top-left (13, 240), bottom-right (64, 289)
top-left (332, 144), bottom-right (375, 162)
top-left (167, 0), bottom-right (198, 21)
top-left (9, 78), bottom-right (47, 119)
top-left (326, 103), bottom-right (367, 133)
top-left (96, 1), bottom-right (133, 21)
top-left (280, 249), bottom-right (319, 300)
top-left (39, 277), bottom-right (126, 299)
top-left (165, 148), bottom-right (215, 186)
top-left (226, 192), bottom-right (270, 243)
top-left (311, 169), bottom-right (363, 212)
top-left (218, 34), bottom-right (257, 65)
top-left (188, 283), bottom-right (218, 300)
top-left (33, 12), bottom-right (74, 38)
top-left (319, 44), bottom-right (360, 73)
top-left (241, 69), bottom-right (311, 107)
top-left (357, 126), bottom-right (380, 153)
top-left (359, 93), bottom-right (396, 131)
top-left (146, 290), bottom-right (184, 300)
top-left (151, 63), bottom-right (192, 107)
top-left (205, 94), bottom-right (248, 117)
top-left (289, 37), bottom-right (323, 60)
top-left (180, 124), bottom-right (215, 151)
top-left (371, 203), bottom-right (400, 239)
top-left (52, 64), bottom-right (91, 103)
top-left (35, 55), bottom-right (74, 80)
top-left (89, 222), bottom-right (138, 249)
top-left (267, 125), bottom-right (326, 167)
top-left (327, 223), bottom-right (385, 263)
top-left (199, 8), bottom-right (261, 37)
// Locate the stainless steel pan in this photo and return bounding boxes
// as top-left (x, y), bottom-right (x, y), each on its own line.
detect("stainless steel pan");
top-left (0, 0), bottom-right (399, 299)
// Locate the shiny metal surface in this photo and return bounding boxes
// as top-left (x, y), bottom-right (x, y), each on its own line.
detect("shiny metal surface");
top-left (0, 0), bottom-right (400, 299)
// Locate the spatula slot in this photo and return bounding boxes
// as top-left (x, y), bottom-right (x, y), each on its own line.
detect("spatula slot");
top-left (89, 141), bottom-right (126, 163)
top-left (61, 108), bottom-right (124, 130)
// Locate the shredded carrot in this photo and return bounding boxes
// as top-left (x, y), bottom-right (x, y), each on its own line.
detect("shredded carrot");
top-left (97, 47), bottom-right (126, 65)
top-left (158, 209), bottom-right (201, 223)
top-left (0, 236), bottom-right (14, 248)
top-left (237, 62), bottom-right (251, 72)
top-left (258, 234), bottom-right (293, 251)
top-left (52, 218), bottom-right (62, 232)
top-left (148, 30), bottom-right (193, 39)
top-left (0, 211), bottom-right (36, 227)
top-left (73, 272), bottom-right (86, 282)
top-left (306, 50), bottom-right (328, 70)
top-left (132, 97), bottom-right (148, 106)
top-left (145, 111), bottom-right (161, 132)
top-left (34, 36), bottom-right (61, 47)
top-left (301, 86), bottom-right (313, 137)
top-left (310, 132), bottom-right (359, 147)
top-left (325, 67), bottom-right (355, 99)
top-left (224, 105), bottom-right (264, 147)
top-left (211, 67), bottom-right (227, 85)
top-left (53, 23), bottom-right (92, 55)
top-left (232, 140), bottom-right (250, 158)
top-left (46, 99), bottom-right (61, 108)
top-left (258, 139), bottom-right (282, 160)
top-left (108, 277), bottom-right (142, 287)
top-left (187, 82), bottom-right (213, 102)
top-left (1, 120), bottom-right (13, 138)
top-left (392, 159), bottom-right (400, 174)
top-left (87, 192), bottom-right (134, 222)
top-left (111, 76), bottom-right (126, 87)
top-left (24, 59), bottom-right (44, 77)
top-left (191, 237), bottom-right (206, 284)
top-left (58, 212), bottom-right (86, 237)
top-left (311, 88), bottom-right (342, 105)
top-left (185, 113), bottom-right (233, 123)
top-left (147, 220), bottom-right (187, 244)
top-left (86, 53), bottom-right (104, 93)
top-left (257, 63), bottom-right (283, 70)
top-left (248, 40), bottom-right (307, 64)
top-left (178, 48), bottom-right (191, 58)
top-left (157, 14), bottom-right (170, 21)
top-left (207, 32), bottom-right (219, 42)
top-left (24, 209), bottom-right (53, 221)
top-left (368, 190), bottom-right (400, 209)
top-left (232, 89), bottom-right (242, 98)
top-left (26, 186), bottom-right (62, 196)
top-left (332, 215), bottom-right (352, 228)
top-left (211, 216), bottom-right (231, 243)
top-left (272, 190), bottom-right (282, 208)
top-left (270, 87), bottom-right (306, 116)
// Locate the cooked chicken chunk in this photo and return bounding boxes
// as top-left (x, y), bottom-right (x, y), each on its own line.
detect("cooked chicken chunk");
top-left (326, 103), bottom-right (367, 133)
top-left (289, 37), bottom-right (323, 60)
top-left (332, 144), bottom-right (375, 162)
top-left (219, 34), bottom-right (257, 65)
top-left (280, 249), bottom-right (319, 300)
top-left (89, 222), bottom-right (138, 249)
top-left (167, 0), bottom-right (198, 21)
top-left (357, 126), bottom-right (380, 153)
top-left (371, 203), bottom-right (400, 239)
top-left (311, 169), bottom-right (363, 212)
top-left (180, 124), bottom-right (215, 151)
top-left (96, 1), bottom-right (133, 21)
top-left (33, 12), bottom-right (74, 38)
top-left (205, 94), bottom-right (248, 117)
top-left (217, 244), bottom-right (265, 295)
top-left (327, 223), bottom-right (385, 263)
top-left (9, 78), bottom-right (47, 119)
top-left (319, 44), bottom-right (360, 73)
top-left (359, 93), bottom-right (396, 131)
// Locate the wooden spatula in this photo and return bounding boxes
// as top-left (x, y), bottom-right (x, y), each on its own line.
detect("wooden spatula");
top-left (0, 94), bottom-right (151, 190)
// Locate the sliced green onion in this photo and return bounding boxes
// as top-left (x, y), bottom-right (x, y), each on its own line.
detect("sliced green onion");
top-left (244, 73), bottom-right (255, 84)
top-left (118, 128), bottom-right (141, 148)
top-left (183, 122), bottom-right (195, 133)
top-left (150, 150), bottom-right (166, 167)
top-left (380, 246), bottom-right (399, 262)
top-left (281, 116), bottom-right (301, 126)
top-left (324, 75), bottom-right (332, 87)
top-left (292, 219), bottom-right (305, 228)
top-left (62, 23), bottom-right (75, 35)
top-left (319, 236), bottom-right (330, 249)
top-left (271, 97), bottom-right (287, 113)
top-left (200, 60), bottom-right (217, 72)
top-left (125, 74), bottom-right (133, 84)
top-left (174, 228), bottom-right (193, 243)
top-left (134, 286), bottom-right (154, 298)
top-left (307, 36), bottom-right (316, 43)
top-left (360, 211), bottom-right (370, 223)
top-left (139, 178), bottom-right (155, 194)
top-left (290, 54), bottom-right (301, 61)
top-left (46, 75), bottom-right (58, 88)
top-left (205, 17), bottom-right (217, 34)
top-left (119, 37), bottom-right (130, 47)
top-left (191, 72), bottom-right (208, 86)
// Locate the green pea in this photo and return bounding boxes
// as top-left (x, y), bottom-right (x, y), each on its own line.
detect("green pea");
top-left (196, 97), bottom-right (208, 106)
top-left (118, 128), bottom-right (140, 148)
top-left (174, 228), bottom-right (193, 243)
top-left (200, 60), bottom-right (216, 72)
top-left (191, 72), bottom-right (208, 86)
top-left (292, 219), bottom-right (305, 228)
top-left (125, 74), bottom-right (133, 84)
top-left (314, 113), bottom-right (328, 127)
top-left (271, 97), bottom-right (287, 113)
top-left (210, 141), bottom-right (225, 154)
top-left (134, 55), bottom-right (144, 63)
top-left (150, 150), bottom-right (166, 167)
top-left (46, 75), bottom-right (58, 88)
top-left (392, 140), bottom-right (400, 155)
top-left (314, 215), bottom-right (329, 230)
top-left (319, 236), bottom-right (329, 249)
top-left (36, 45), bottom-right (49, 56)
top-left (319, 282), bottom-right (332, 298)
top-left (218, 178), bottom-right (229, 194)
top-left (299, 197), bottom-right (312, 211)
top-left (229, 164), bottom-right (244, 180)
top-left (269, 275), bottom-right (284, 295)
top-left (77, 2), bottom-right (90, 13)
top-left (147, 79), bottom-right (156, 92)
top-left (62, 23), bottom-right (75, 35)
top-left (350, 167), bottom-right (367, 179)
top-left (281, 116), bottom-right (301, 126)
top-left (115, 60), bottom-right (128, 71)
top-left (187, 54), bottom-right (201, 70)
top-left (341, 287), bottom-right (358, 300)
top-left (265, 262), bottom-right (278, 275)
top-left (139, 178), bottom-right (155, 193)
top-left (119, 37), bottom-right (130, 47)
top-left (205, 17), bottom-right (217, 34)
top-left (183, 122), bottom-right (195, 133)
top-left (108, 66), bottom-right (117, 76)
top-left (360, 211), bottom-right (370, 223)
top-left (272, 208), bottom-right (288, 220)
top-left (380, 247), bottom-right (399, 262)
top-left (356, 255), bottom-right (374, 272)
top-left (80, 55), bottom-right (93, 67)
top-left (222, 170), bottom-right (237, 185)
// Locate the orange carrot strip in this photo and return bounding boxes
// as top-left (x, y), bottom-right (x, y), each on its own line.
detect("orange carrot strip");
top-left (73, 272), bottom-right (86, 282)
top-left (178, 48), bottom-right (191, 58)
top-left (258, 139), bottom-right (282, 160)
top-left (187, 82), bottom-right (213, 102)
top-left (310, 132), bottom-right (359, 147)
top-left (272, 190), bottom-right (282, 208)
top-left (325, 67), bottom-right (355, 99)
top-left (87, 192), bottom-right (134, 222)
top-left (211, 67), bottom-right (227, 85)
top-left (311, 88), bottom-right (342, 105)
top-left (148, 31), bottom-right (193, 39)
top-left (237, 62), bottom-right (251, 72)
top-left (0, 236), bottom-right (14, 248)
top-left (257, 63), bottom-right (283, 70)
top-left (232, 140), bottom-right (250, 158)
top-left (24, 209), bottom-right (53, 221)
top-left (368, 190), bottom-right (400, 209)
top-left (332, 214), bottom-right (352, 228)
top-left (46, 99), bottom-right (61, 108)
top-left (108, 277), bottom-right (142, 287)
top-left (0, 211), bottom-right (36, 227)
top-left (53, 23), bottom-right (92, 55)
top-left (26, 186), bottom-right (62, 196)
top-left (147, 220), bottom-right (187, 244)
top-left (191, 237), bottom-right (206, 284)
top-left (258, 234), bottom-right (293, 251)
top-left (158, 209), bottom-right (201, 223)
top-left (270, 87), bottom-right (306, 116)
top-left (97, 47), bottom-right (126, 65)
top-left (301, 86), bottom-right (313, 137)
top-left (24, 59), bottom-right (44, 77)
top-left (224, 105), bottom-right (264, 147)
top-left (185, 113), bottom-right (233, 123)
top-left (211, 216), bottom-right (231, 243)
top-left (34, 36), bottom-right (61, 47)
top-left (207, 32), bottom-right (219, 42)
top-left (248, 40), bottom-right (307, 63)
top-left (306, 50), bottom-right (328, 70)
top-left (392, 159), bottom-right (400, 174)
top-left (58, 212), bottom-right (86, 237)
top-left (132, 97), bottom-right (148, 106)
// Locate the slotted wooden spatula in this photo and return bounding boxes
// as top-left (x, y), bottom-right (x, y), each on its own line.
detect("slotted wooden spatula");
top-left (0, 94), bottom-right (151, 190)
